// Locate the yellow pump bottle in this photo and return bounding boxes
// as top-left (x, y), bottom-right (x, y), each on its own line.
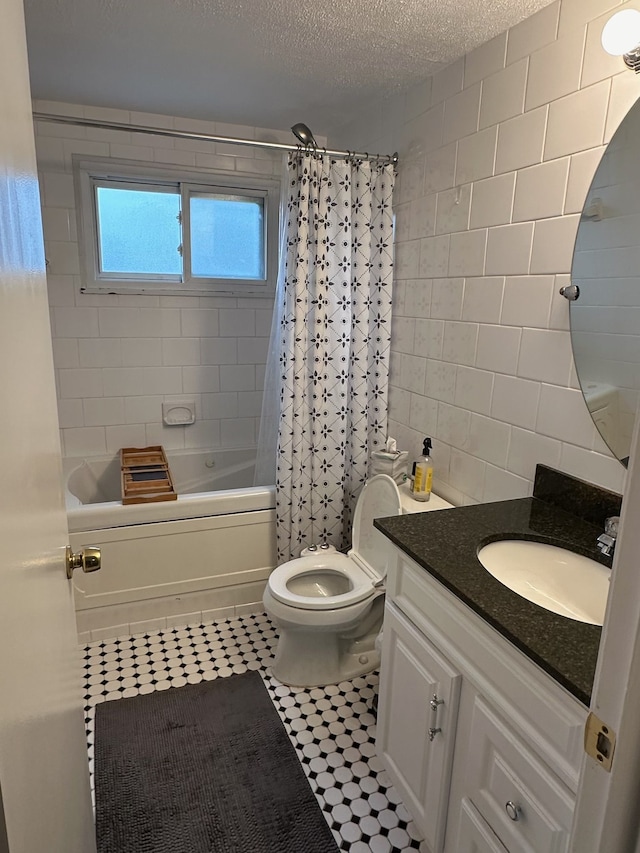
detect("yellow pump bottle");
top-left (410, 437), bottom-right (433, 502)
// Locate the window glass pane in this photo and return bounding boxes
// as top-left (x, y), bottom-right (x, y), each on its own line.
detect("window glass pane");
top-left (190, 194), bottom-right (264, 279)
top-left (96, 185), bottom-right (182, 275)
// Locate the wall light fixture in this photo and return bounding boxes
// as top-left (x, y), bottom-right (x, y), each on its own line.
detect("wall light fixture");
top-left (602, 8), bottom-right (640, 72)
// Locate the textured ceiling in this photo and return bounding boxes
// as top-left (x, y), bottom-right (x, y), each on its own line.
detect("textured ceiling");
top-left (24, 0), bottom-right (557, 136)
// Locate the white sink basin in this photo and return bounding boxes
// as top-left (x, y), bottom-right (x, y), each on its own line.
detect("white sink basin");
top-left (477, 540), bottom-right (610, 625)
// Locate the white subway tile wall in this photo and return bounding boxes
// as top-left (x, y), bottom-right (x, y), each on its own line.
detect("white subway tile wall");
top-left (33, 102), bottom-right (294, 458)
top-left (333, 0), bottom-right (634, 503)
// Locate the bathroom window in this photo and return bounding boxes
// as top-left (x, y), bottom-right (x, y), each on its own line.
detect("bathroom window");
top-left (75, 158), bottom-right (279, 296)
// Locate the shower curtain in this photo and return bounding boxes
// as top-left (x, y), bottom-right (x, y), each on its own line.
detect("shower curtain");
top-left (259, 151), bottom-right (395, 562)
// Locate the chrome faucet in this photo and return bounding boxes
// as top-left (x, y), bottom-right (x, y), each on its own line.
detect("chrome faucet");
top-left (597, 516), bottom-right (620, 557)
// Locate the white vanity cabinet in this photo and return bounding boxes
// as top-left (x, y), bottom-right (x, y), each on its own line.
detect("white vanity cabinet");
top-left (377, 551), bottom-right (589, 853)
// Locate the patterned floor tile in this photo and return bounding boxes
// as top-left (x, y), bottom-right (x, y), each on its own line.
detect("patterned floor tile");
top-left (83, 611), bottom-right (427, 852)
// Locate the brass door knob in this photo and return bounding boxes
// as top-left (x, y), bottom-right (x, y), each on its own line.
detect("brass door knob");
top-left (66, 545), bottom-right (101, 579)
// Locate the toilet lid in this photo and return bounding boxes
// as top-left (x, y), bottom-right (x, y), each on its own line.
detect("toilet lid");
top-left (350, 474), bottom-right (402, 582)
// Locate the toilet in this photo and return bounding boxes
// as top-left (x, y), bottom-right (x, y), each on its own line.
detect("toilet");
top-left (263, 474), bottom-right (452, 687)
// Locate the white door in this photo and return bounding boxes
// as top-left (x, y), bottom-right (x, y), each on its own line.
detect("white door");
top-left (0, 1), bottom-right (96, 851)
top-left (569, 405), bottom-right (640, 853)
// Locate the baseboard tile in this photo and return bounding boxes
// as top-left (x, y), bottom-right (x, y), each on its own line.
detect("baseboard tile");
top-left (83, 600), bottom-right (266, 644)
top-left (129, 617), bottom-right (168, 636)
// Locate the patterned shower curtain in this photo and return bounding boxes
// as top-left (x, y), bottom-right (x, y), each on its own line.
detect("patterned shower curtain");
top-left (274, 152), bottom-right (395, 562)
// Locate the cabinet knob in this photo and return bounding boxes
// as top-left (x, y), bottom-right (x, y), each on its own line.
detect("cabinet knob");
top-left (428, 694), bottom-right (444, 742)
top-left (505, 801), bottom-right (521, 821)
top-left (430, 694), bottom-right (444, 712)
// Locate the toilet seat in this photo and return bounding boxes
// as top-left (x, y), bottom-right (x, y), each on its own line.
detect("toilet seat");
top-left (268, 553), bottom-right (376, 610)
top-left (267, 475), bottom-right (403, 612)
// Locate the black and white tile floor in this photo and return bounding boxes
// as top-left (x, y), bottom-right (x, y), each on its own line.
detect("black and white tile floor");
top-left (83, 611), bottom-right (428, 853)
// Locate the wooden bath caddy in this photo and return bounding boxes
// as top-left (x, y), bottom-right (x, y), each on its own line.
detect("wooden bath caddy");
top-left (120, 445), bottom-right (177, 505)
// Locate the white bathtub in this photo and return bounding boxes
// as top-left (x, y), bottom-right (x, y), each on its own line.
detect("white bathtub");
top-left (65, 448), bottom-right (276, 640)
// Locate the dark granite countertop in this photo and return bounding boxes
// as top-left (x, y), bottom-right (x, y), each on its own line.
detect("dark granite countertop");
top-left (375, 496), bottom-right (612, 706)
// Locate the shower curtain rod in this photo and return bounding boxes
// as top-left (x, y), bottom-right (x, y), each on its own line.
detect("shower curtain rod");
top-left (32, 112), bottom-right (399, 165)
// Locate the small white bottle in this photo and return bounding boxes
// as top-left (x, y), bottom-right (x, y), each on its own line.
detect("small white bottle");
top-left (410, 437), bottom-right (433, 502)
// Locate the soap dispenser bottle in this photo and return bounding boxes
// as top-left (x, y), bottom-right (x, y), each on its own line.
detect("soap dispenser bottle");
top-left (411, 437), bottom-right (433, 502)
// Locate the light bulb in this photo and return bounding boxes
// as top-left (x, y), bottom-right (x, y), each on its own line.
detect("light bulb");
top-left (601, 8), bottom-right (640, 57)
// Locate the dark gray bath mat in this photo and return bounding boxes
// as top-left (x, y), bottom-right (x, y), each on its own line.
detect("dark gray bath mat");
top-left (94, 670), bottom-right (340, 853)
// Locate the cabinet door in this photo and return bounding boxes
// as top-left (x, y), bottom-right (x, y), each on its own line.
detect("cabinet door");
top-left (377, 603), bottom-right (461, 852)
top-left (466, 696), bottom-right (574, 853)
top-left (458, 799), bottom-right (509, 853)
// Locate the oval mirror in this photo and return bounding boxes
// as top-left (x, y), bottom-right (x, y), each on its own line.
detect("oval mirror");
top-left (570, 95), bottom-right (640, 467)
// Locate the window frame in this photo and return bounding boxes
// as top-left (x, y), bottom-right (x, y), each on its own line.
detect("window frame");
top-left (92, 177), bottom-right (182, 283)
top-left (74, 157), bottom-right (280, 297)
top-left (181, 182), bottom-right (268, 287)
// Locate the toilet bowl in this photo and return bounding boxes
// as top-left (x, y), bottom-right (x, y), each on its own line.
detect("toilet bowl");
top-left (263, 474), bottom-right (452, 687)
